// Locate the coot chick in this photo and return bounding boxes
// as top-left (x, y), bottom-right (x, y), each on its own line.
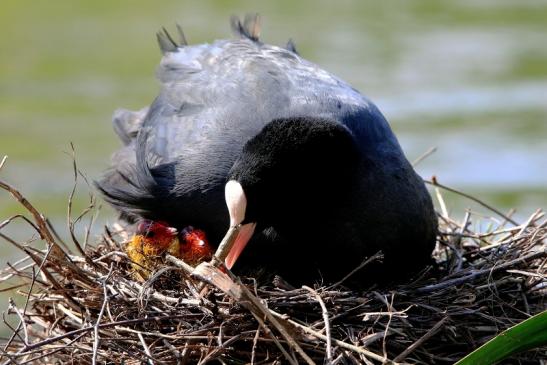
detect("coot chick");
top-left (126, 221), bottom-right (212, 280)
top-left (97, 16), bottom-right (437, 285)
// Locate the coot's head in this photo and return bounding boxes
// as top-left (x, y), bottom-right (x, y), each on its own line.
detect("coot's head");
top-left (221, 116), bottom-right (360, 268)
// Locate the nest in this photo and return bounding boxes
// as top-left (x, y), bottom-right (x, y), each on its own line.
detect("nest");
top-left (0, 159), bottom-right (546, 364)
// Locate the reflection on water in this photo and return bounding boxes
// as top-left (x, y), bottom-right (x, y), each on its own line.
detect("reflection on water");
top-left (377, 82), bottom-right (547, 191)
top-left (379, 82), bottom-right (547, 118)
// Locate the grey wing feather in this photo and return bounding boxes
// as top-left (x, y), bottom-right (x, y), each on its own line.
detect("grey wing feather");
top-left (98, 25), bottom-right (404, 222)
top-left (152, 37), bottom-right (400, 162)
top-left (112, 107), bottom-right (149, 145)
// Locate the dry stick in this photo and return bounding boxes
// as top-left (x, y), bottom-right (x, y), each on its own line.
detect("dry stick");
top-left (115, 329), bottom-right (266, 351)
top-left (0, 258), bottom-right (44, 289)
top-left (199, 332), bottom-right (249, 364)
top-left (45, 217), bottom-right (70, 252)
top-left (0, 156), bottom-right (7, 171)
top-left (190, 262), bottom-right (316, 365)
top-left (137, 332), bottom-right (155, 365)
top-left (0, 254), bottom-right (33, 277)
top-left (12, 333), bottom-right (88, 365)
top-left (0, 348), bottom-right (18, 365)
top-left (500, 208), bottom-right (517, 227)
top-left (425, 177), bottom-right (518, 226)
top-left (0, 178), bottom-right (57, 249)
top-left (130, 270), bottom-right (202, 308)
top-left (1, 311), bottom-right (26, 348)
top-left (83, 203), bottom-right (100, 250)
top-left (217, 321), bottom-right (224, 348)
top-left (0, 184), bottom-right (95, 286)
top-left (165, 255), bottom-right (195, 274)
top-left (162, 339), bottom-right (182, 364)
top-left (250, 325), bottom-right (260, 365)
top-left (22, 264), bottom-right (39, 327)
top-left (69, 202), bottom-right (96, 251)
top-left (0, 215), bottom-right (44, 303)
top-left (162, 257), bottom-right (215, 308)
top-left (7, 299), bottom-right (29, 346)
top-left (347, 350), bottom-right (371, 365)
top-left (66, 144), bottom-right (91, 258)
top-left (412, 146), bottom-right (437, 167)
top-left (0, 215), bottom-right (41, 237)
top-left (92, 263), bottom-right (114, 365)
top-left (416, 250), bottom-right (545, 293)
top-left (12, 315), bottom-right (197, 356)
top-left (393, 316), bottom-right (449, 362)
top-left (248, 311), bottom-right (298, 365)
top-left (528, 216), bottom-right (547, 241)
top-left (73, 158), bottom-right (99, 250)
top-left (0, 283), bottom-right (26, 293)
top-left (381, 294), bottom-right (395, 360)
top-left (515, 209), bottom-right (543, 238)
top-left (232, 276), bottom-right (313, 364)
top-left (179, 341), bottom-right (192, 365)
top-left (303, 286), bottom-right (333, 364)
top-left (0, 177), bottom-right (83, 297)
top-left (268, 309), bottom-right (394, 364)
top-left (91, 250), bottom-right (128, 264)
top-left (98, 341), bottom-right (157, 365)
top-left (506, 269), bottom-right (545, 280)
top-left (328, 252), bottom-right (383, 289)
top-left (2, 241), bottom-right (68, 353)
top-left (115, 327), bottom-right (215, 341)
top-left (269, 292), bottom-right (396, 365)
top-left (361, 331), bottom-right (394, 347)
top-left (451, 211), bottom-right (470, 273)
top-left (434, 187), bottom-right (449, 219)
top-left (103, 225), bottom-right (125, 251)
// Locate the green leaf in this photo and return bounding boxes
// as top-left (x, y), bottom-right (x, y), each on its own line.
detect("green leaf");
top-left (455, 310), bottom-right (547, 365)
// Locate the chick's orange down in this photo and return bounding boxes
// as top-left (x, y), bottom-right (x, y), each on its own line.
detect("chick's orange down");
top-left (126, 221), bottom-right (179, 280)
top-left (126, 221), bottom-right (212, 281)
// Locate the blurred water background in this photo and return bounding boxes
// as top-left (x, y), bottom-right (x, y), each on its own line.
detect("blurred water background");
top-left (1, 0), bottom-right (546, 335)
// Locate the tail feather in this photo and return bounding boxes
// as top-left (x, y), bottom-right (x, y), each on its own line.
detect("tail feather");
top-left (231, 13), bottom-right (261, 42)
top-left (176, 23), bottom-right (188, 46)
top-left (285, 39), bottom-right (299, 55)
top-left (157, 24), bottom-right (190, 54)
top-left (243, 13), bottom-right (261, 40)
top-left (157, 27), bottom-right (179, 54)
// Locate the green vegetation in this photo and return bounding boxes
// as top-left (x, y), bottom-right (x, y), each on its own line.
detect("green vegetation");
top-left (456, 311), bottom-right (547, 365)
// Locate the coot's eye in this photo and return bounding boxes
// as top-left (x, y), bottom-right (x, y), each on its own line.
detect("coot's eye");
top-left (144, 231), bottom-right (155, 238)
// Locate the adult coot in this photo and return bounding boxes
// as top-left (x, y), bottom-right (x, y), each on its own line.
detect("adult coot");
top-left (97, 16), bottom-right (437, 285)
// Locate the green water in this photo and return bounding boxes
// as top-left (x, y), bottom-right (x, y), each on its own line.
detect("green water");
top-left (1, 0), bottom-right (546, 337)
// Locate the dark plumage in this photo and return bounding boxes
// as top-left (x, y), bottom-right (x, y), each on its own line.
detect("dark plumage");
top-left (96, 17), bottom-right (437, 285)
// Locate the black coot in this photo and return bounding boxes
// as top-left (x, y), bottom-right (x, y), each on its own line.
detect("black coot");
top-left (97, 16), bottom-right (437, 285)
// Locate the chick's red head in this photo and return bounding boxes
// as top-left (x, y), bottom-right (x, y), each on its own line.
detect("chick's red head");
top-left (135, 220), bottom-right (178, 256)
top-left (179, 226), bottom-right (212, 265)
